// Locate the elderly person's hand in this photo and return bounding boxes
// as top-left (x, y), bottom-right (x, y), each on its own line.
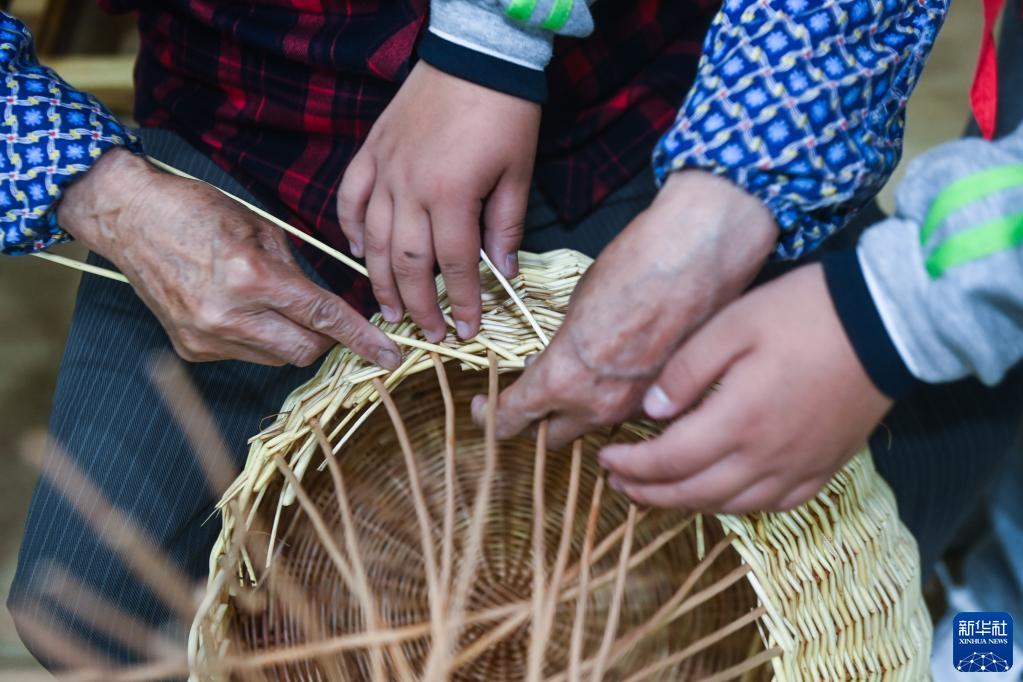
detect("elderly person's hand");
top-left (60, 148), bottom-right (401, 369)
top-left (473, 170), bottom-right (777, 448)
top-left (338, 61), bottom-right (541, 343)
top-left (598, 264), bottom-right (892, 513)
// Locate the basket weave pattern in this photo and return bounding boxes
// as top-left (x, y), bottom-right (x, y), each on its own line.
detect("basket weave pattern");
top-left (190, 250), bottom-right (932, 681)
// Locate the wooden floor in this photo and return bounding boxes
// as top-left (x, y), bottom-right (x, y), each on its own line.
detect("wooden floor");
top-left (0, 2), bottom-right (989, 675)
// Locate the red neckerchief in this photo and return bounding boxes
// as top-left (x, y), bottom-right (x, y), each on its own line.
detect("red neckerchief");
top-left (971, 0), bottom-right (1009, 139)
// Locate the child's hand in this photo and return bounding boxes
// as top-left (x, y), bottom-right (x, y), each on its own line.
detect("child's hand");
top-left (338, 61), bottom-right (541, 342)
top-left (598, 264), bottom-right (893, 514)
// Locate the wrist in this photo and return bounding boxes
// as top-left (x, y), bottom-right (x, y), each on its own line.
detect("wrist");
top-left (655, 171), bottom-right (777, 254)
top-left (57, 148), bottom-right (158, 253)
top-left (418, 31), bottom-right (548, 103)
top-left (821, 250), bottom-right (916, 400)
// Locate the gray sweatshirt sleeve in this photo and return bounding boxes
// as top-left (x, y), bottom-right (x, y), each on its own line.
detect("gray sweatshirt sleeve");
top-left (855, 123), bottom-right (1023, 386)
top-left (419, 0), bottom-right (594, 102)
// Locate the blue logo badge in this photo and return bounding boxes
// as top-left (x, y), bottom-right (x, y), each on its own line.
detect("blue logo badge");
top-left (953, 612), bottom-right (1013, 673)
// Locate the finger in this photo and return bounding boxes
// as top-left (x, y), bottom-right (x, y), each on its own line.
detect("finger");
top-left (643, 311), bottom-right (751, 420)
top-left (433, 201), bottom-right (482, 339)
top-left (235, 310), bottom-right (336, 367)
top-left (263, 262), bottom-right (402, 370)
top-left (255, 219), bottom-right (301, 267)
top-left (471, 370), bottom-right (549, 440)
top-left (171, 335), bottom-right (286, 367)
top-left (610, 453), bottom-right (753, 511)
top-left (597, 394), bottom-right (738, 483)
top-left (482, 172), bottom-right (528, 278)
top-left (337, 152), bottom-right (376, 258)
top-left (544, 414), bottom-right (592, 451)
top-left (774, 479), bottom-right (826, 512)
top-left (472, 352), bottom-right (563, 438)
top-left (363, 188), bottom-right (403, 324)
top-left (713, 475), bottom-right (786, 515)
top-left (392, 202), bottom-right (446, 343)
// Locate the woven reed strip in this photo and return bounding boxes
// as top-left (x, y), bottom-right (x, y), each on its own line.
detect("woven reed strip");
top-left (186, 249), bottom-right (931, 681)
top-left (527, 420), bottom-right (550, 682)
top-left (569, 473), bottom-right (603, 680)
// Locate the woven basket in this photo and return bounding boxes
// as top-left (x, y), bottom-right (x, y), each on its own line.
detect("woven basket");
top-left (189, 249), bottom-right (932, 681)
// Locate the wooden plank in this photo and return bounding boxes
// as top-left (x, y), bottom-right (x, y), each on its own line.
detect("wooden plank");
top-left (41, 54), bottom-right (135, 116)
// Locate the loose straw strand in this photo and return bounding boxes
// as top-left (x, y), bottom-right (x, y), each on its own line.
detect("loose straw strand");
top-left (432, 351), bottom-right (500, 678)
top-left (527, 420), bottom-right (550, 682)
top-left (432, 353), bottom-right (458, 594)
top-left (569, 475), bottom-right (604, 682)
top-left (30, 251), bottom-right (129, 283)
top-left (309, 419), bottom-right (398, 682)
top-left (590, 503), bottom-right (637, 682)
top-left (372, 378), bottom-right (445, 657)
top-left (535, 438), bottom-right (582, 678)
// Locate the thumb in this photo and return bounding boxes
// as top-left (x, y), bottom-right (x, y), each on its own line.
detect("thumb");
top-left (644, 309), bottom-right (750, 420)
top-left (482, 171), bottom-right (528, 279)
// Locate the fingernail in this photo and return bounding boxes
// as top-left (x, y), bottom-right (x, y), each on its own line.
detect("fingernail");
top-left (599, 445), bottom-right (625, 469)
top-left (455, 320), bottom-right (473, 339)
top-left (377, 348), bottom-right (401, 370)
top-left (380, 305), bottom-right (400, 323)
top-left (350, 241), bottom-right (363, 258)
top-left (425, 327), bottom-right (446, 344)
top-left (504, 254), bottom-right (519, 278)
top-left (607, 474), bottom-right (625, 493)
top-left (643, 384), bottom-right (677, 419)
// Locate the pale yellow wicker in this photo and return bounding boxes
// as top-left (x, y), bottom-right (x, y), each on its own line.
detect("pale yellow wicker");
top-left (185, 249), bottom-right (933, 682)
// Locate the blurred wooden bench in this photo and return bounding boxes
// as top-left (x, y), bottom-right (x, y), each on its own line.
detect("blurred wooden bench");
top-left (7, 0), bottom-right (136, 116)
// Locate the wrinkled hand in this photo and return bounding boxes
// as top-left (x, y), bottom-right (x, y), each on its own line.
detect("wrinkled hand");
top-left (338, 61), bottom-right (541, 343)
top-left (599, 264), bottom-right (893, 514)
top-left (60, 148), bottom-right (401, 369)
top-left (473, 171), bottom-right (777, 448)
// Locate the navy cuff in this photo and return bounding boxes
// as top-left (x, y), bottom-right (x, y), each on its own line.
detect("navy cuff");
top-left (822, 250), bottom-right (916, 400)
top-left (418, 32), bottom-right (547, 103)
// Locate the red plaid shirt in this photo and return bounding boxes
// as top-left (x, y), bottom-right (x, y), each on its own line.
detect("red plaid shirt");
top-left (98, 0), bottom-right (717, 310)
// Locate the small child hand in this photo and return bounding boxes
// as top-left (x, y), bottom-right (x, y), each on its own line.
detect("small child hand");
top-left (598, 264), bottom-right (893, 514)
top-left (338, 61), bottom-right (541, 342)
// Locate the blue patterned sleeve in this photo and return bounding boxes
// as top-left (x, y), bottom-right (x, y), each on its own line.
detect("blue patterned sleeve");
top-left (0, 12), bottom-right (141, 255)
top-left (652, 0), bottom-right (948, 260)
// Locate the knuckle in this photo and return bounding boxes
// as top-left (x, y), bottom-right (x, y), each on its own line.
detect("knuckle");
top-left (438, 257), bottom-right (474, 281)
top-left (488, 218), bottom-right (526, 239)
top-left (739, 405), bottom-right (769, 440)
top-left (221, 252), bottom-right (264, 293)
top-left (370, 283), bottom-right (398, 306)
top-left (289, 339), bottom-right (328, 367)
top-left (172, 334), bottom-right (207, 363)
top-left (429, 177), bottom-right (464, 204)
top-left (591, 390), bottom-right (629, 424)
top-left (307, 298), bottom-right (352, 335)
top-left (363, 228), bottom-right (389, 256)
top-left (193, 303), bottom-right (228, 335)
top-left (392, 251), bottom-right (431, 280)
top-left (663, 356), bottom-right (697, 400)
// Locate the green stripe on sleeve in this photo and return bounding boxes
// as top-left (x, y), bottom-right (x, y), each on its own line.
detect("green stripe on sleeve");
top-left (921, 163), bottom-right (1023, 245)
top-left (926, 209), bottom-right (1023, 278)
top-left (541, 0), bottom-right (573, 30)
top-left (506, 0), bottom-right (538, 21)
